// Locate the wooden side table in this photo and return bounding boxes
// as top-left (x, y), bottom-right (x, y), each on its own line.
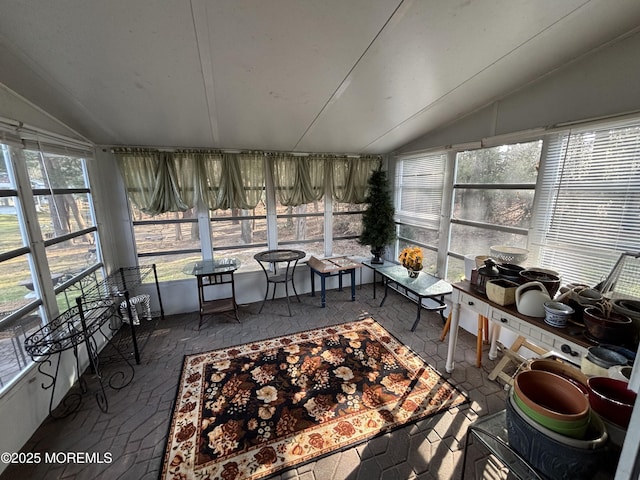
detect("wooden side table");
top-left (307, 256), bottom-right (362, 307)
top-left (183, 259), bottom-right (240, 328)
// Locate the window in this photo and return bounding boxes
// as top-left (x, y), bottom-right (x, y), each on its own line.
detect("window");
top-left (394, 152), bottom-right (447, 274)
top-left (210, 205), bottom-right (268, 272)
top-left (131, 206), bottom-right (201, 281)
top-left (1, 143), bottom-right (45, 389)
top-left (332, 202), bottom-right (368, 257)
top-left (530, 118), bottom-right (640, 288)
top-left (0, 137), bottom-right (102, 390)
top-left (275, 199), bottom-right (324, 255)
top-left (25, 150), bottom-right (98, 280)
top-left (448, 141), bottom-right (541, 282)
top-left (116, 150), bottom-right (379, 268)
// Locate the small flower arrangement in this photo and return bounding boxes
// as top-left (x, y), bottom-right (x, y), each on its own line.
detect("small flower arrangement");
top-left (399, 246), bottom-right (423, 271)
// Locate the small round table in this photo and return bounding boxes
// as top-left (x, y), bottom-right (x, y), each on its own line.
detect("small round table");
top-left (254, 249), bottom-right (305, 316)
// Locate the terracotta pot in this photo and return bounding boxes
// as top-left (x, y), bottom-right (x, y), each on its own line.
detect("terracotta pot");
top-left (587, 377), bottom-right (637, 429)
top-left (583, 306), bottom-right (632, 345)
top-left (513, 370), bottom-right (590, 424)
top-left (528, 359), bottom-right (588, 394)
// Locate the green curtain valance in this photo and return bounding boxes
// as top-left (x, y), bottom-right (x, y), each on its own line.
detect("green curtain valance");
top-left (115, 148), bottom-right (380, 215)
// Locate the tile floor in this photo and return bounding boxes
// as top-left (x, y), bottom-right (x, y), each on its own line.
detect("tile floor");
top-left (0, 284), bottom-right (620, 479)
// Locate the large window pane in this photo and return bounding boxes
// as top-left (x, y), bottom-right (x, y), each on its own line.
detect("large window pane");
top-left (0, 206), bottom-right (24, 254)
top-left (456, 143), bottom-right (540, 184)
top-left (0, 255), bottom-right (38, 316)
top-left (449, 141), bottom-right (541, 270)
top-left (131, 207), bottom-right (200, 254)
top-left (0, 309), bottom-right (43, 386)
top-left (34, 192), bottom-right (94, 238)
top-left (531, 120), bottom-right (640, 287)
top-left (209, 205), bottom-right (268, 273)
top-left (26, 151), bottom-right (93, 240)
top-left (398, 225), bottom-right (438, 247)
top-left (332, 202), bottom-right (368, 257)
top-left (211, 208), bottom-right (268, 249)
top-left (140, 253), bottom-right (202, 282)
top-left (44, 232), bottom-right (97, 274)
top-left (276, 200), bottom-right (324, 256)
top-left (453, 189), bottom-right (535, 228)
top-left (25, 151), bottom-right (86, 188)
top-left (449, 224), bottom-right (528, 258)
top-left (0, 151), bottom-right (25, 252)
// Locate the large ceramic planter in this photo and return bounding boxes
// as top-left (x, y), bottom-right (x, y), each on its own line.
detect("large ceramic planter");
top-left (505, 390), bottom-right (608, 480)
top-left (583, 306), bottom-right (632, 345)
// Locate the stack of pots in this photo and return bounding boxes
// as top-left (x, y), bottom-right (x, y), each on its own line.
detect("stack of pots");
top-left (506, 369), bottom-right (608, 479)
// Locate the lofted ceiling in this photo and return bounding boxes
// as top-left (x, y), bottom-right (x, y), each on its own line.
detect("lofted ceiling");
top-left (1, 0), bottom-right (640, 154)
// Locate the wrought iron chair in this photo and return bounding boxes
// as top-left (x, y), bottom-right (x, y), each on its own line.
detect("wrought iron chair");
top-left (254, 249), bottom-right (305, 316)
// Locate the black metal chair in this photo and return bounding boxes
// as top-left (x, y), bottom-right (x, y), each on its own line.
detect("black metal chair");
top-left (254, 249), bottom-right (305, 316)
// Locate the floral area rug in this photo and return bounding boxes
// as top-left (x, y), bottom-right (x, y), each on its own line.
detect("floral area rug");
top-left (160, 317), bottom-right (467, 480)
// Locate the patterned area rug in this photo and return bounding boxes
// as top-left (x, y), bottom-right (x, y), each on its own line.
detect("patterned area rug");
top-left (160, 317), bottom-right (467, 480)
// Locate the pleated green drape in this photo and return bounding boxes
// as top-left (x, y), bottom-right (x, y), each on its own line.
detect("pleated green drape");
top-left (330, 156), bottom-right (380, 203)
top-left (270, 154), bottom-right (326, 206)
top-left (115, 148), bottom-right (380, 214)
top-left (115, 149), bottom-right (190, 215)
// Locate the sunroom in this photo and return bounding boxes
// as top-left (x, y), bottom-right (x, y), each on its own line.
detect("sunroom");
top-left (1, 1), bottom-right (640, 479)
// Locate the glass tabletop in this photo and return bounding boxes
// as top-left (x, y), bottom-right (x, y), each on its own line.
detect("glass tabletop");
top-left (467, 410), bottom-right (543, 480)
top-left (182, 258), bottom-right (240, 276)
top-left (254, 249), bottom-right (306, 263)
top-left (378, 264), bottom-right (452, 297)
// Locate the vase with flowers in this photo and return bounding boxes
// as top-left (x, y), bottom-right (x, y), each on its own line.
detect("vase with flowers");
top-left (399, 246), bottom-right (423, 278)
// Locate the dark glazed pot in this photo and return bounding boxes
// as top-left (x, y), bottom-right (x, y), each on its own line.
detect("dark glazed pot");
top-left (587, 376), bottom-right (637, 428)
top-left (496, 263), bottom-right (525, 283)
top-left (519, 268), bottom-right (561, 298)
top-left (583, 306), bottom-right (633, 345)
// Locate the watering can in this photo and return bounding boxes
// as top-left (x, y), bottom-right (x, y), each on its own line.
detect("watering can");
top-left (515, 281), bottom-right (551, 317)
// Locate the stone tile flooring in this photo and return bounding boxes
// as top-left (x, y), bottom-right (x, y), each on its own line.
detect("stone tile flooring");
top-left (0, 284), bottom-right (614, 479)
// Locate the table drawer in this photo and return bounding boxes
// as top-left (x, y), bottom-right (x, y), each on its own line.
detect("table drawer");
top-left (457, 291), bottom-right (489, 317)
top-left (490, 309), bottom-right (585, 359)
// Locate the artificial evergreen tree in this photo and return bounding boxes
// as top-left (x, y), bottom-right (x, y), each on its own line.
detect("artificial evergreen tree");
top-left (359, 167), bottom-right (396, 264)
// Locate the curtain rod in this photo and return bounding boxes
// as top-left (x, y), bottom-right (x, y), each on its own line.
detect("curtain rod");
top-left (106, 145), bottom-right (378, 159)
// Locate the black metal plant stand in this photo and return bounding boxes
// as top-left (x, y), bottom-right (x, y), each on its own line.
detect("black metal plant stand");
top-left (23, 265), bottom-right (164, 417)
top-left (24, 300), bottom-right (134, 418)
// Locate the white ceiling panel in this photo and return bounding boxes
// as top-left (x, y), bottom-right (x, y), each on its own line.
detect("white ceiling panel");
top-left (1, 0), bottom-right (640, 153)
top-left (201, 0), bottom-right (401, 151)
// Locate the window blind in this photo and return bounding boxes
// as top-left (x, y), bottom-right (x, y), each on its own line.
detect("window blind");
top-left (529, 117), bottom-right (640, 287)
top-left (394, 152), bottom-right (446, 230)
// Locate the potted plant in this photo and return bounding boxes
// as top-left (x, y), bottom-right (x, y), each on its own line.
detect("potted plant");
top-left (399, 246), bottom-right (423, 277)
top-left (359, 167), bottom-right (396, 264)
